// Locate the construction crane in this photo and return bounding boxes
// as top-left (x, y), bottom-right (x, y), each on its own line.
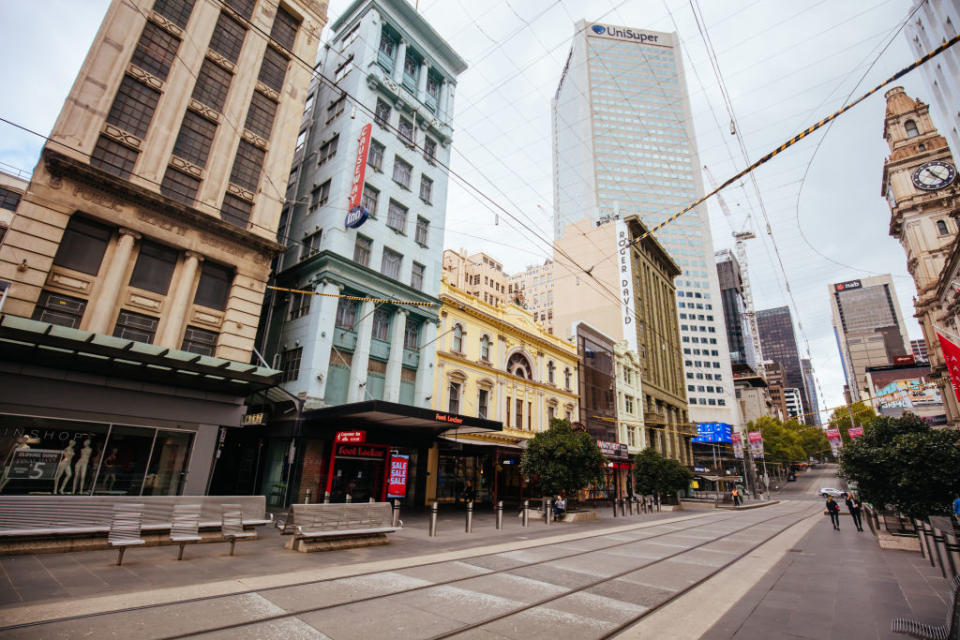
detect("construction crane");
top-left (703, 165), bottom-right (764, 378)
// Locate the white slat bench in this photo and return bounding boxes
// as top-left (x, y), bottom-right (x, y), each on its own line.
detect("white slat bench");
top-left (108, 503), bottom-right (145, 566)
top-left (170, 504), bottom-right (203, 561)
top-left (285, 502), bottom-right (400, 553)
top-left (221, 504), bottom-right (256, 555)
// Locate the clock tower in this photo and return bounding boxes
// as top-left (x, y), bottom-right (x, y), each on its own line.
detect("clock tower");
top-left (881, 86), bottom-right (960, 425)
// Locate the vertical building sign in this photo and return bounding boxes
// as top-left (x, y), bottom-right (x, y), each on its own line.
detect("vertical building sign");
top-left (345, 123), bottom-right (372, 229)
top-left (615, 218), bottom-right (639, 352)
top-left (387, 454), bottom-right (409, 498)
top-left (936, 332), bottom-right (960, 402)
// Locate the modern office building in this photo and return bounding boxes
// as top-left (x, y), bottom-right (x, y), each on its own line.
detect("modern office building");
top-left (0, 0), bottom-right (326, 497)
top-left (716, 249), bottom-right (758, 372)
top-left (911, 338), bottom-right (929, 362)
top-left (829, 275), bottom-right (912, 402)
top-left (442, 249), bottom-right (508, 308)
top-left (550, 20), bottom-right (738, 427)
top-left (507, 260), bottom-right (555, 334)
top-left (801, 358), bottom-right (821, 425)
top-left (783, 388), bottom-right (803, 421)
top-left (757, 307), bottom-right (809, 419)
top-left (904, 0), bottom-right (960, 159)
top-left (762, 360), bottom-right (789, 421)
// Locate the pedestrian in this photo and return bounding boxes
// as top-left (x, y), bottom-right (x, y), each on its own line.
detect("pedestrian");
top-left (826, 495), bottom-right (841, 530)
top-left (731, 487), bottom-right (741, 507)
top-left (553, 494), bottom-right (566, 521)
top-left (845, 492), bottom-right (863, 532)
top-left (461, 482), bottom-right (476, 504)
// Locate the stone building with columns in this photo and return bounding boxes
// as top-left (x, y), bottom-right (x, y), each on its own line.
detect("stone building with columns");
top-left (0, 0), bottom-right (327, 497)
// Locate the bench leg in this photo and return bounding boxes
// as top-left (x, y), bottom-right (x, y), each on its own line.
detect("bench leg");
top-left (117, 547), bottom-right (126, 566)
top-left (229, 538), bottom-right (237, 556)
top-left (178, 542), bottom-right (185, 561)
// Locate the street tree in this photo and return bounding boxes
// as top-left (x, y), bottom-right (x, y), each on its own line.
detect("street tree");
top-left (750, 416), bottom-right (805, 464)
top-left (827, 402), bottom-right (877, 445)
top-left (520, 419), bottom-right (605, 501)
top-left (838, 414), bottom-right (960, 518)
top-left (634, 448), bottom-right (693, 502)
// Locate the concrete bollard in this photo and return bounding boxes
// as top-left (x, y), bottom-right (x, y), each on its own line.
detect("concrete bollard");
top-left (628, 497), bottom-right (634, 516)
top-left (544, 498), bottom-right (552, 525)
top-left (429, 501), bottom-right (438, 537)
top-left (619, 498), bottom-right (625, 517)
top-left (345, 493), bottom-right (352, 503)
top-left (465, 500), bottom-right (474, 533)
top-left (496, 501), bottom-right (503, 530)
top-left (522, 500), bottom-right (529, 527)
top-left (392, 500), bottom-right (401, 527)
top-left (323, 491), bottom-right (330, 504)
top-left (305, 489), bottom-right (312, 504)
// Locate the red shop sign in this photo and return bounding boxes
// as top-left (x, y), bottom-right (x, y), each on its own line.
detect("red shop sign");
top-left (336, 444), bottom-right (386, 460)
top-left (335, 430), bottom-right (366, 443)
top-left (387, 454), bottom-right (409, 498)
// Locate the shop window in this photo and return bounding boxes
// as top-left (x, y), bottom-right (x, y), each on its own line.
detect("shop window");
top-left (129, 240), bottom-right (179, 294)
top-left (113, 310), bottom-right (159, 343)
top-left (142, 429), bottom-right (193, 495)
top-left (32, 291), bottom-right (87, 328)
top-left (448, 381), bottom-right (461, 414)
top-left (279, 346), bottom-right (302, 382)
top-left (478, 388), bottom-right (489, 419)
top-left (194, 261), bottom-right (233, 310)
top-left (53, 216), bottom-right (112, 276)
top-left (181, 325), bottom-right (218, 355)
top-left (372, 308), bottom-right (390, 340)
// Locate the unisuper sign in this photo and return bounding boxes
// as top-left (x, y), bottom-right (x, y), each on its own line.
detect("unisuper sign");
top-left (590, 24), bottom-right (661, 44)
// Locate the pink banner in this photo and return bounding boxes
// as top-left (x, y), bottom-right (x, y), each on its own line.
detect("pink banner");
top-left (847, 426), bottom-right (864, 439)
top-left (936, 332), bottom-right (960, 403)
top-left (825, 428), bottom-right (841, 441)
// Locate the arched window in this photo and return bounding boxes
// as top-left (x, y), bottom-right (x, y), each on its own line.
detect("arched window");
top-left (452, 324), bottom-right (463, 352)
top-left (507, 352), bottom-right (532, 379)
top-left (564, 367), bottom-right (572, 390)
top-left (937, 220), bottom-right (949, 235)
top-left (905, 119), bottom-right (919, 138)
top-left (547, 361), bottom-right (555, 384)
top-left (480, 335), bottom-right (491, 361)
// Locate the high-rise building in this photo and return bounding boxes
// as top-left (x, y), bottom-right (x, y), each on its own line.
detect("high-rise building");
top-left (550, 20), bottom-right (738, 427)
top-left (263, 0), bottom-right (466, 408)
top-left (762, 360), bottom-right (789, 421)
top-left (829, 275), bottom-right (911, 401)
top-left (716, 249), bottom-right (758, 372)
top-left (507, 260), bottom-right (555, 334)
top-left (801, 358), bottom-right (821, 425)
top-left (0, 0), bottom-right (326, 497)
top-left (442, 249), bottom-right (508, 308)
top-left (756, 307), bottom-right (808, 419)
top-left (911, 338), bottom-right (929, 362)
top-left (904, 0), bottom-right (960, 159)
top-left (783, 388), bottom-right (803, 420)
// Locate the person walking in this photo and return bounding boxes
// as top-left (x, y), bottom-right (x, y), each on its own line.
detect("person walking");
top-left (731, 487), bottom-right (741, 507)
top-left (826, 495), bottom-right (841, 530)
top-left (845, 492), bottom-right (863, 532)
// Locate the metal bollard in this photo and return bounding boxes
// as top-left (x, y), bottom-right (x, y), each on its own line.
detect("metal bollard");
top-left (619, 498), bottom-right (625, 517)
top-left (522, 500), bottom-right (529, 527)
top-left (305, 489), bottom-right (312, 504)
top-left (345, 493), bottom-right (352, 503)
top-left (544, 498), bottom-right (552, 525)
top-left (429, 501), bottom-right (438, 537)
top-left (465, 500), bottom-right (474, 533)
top-left (392, 500), bottom-right (401, 527)
top-left (496, 501), bottom-right (503, 530)
top-left (323, 491), bottom-right (330, 504)
top-left (612, 497), bottom-right (618, 518)
top-left (628, 497), bottom-right (634, 516)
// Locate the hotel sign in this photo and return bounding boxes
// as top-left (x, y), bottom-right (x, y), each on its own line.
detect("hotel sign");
top-left (345, 123), bottom-right (372, 229)
top-left (616, 219), bottom-right (639, 353)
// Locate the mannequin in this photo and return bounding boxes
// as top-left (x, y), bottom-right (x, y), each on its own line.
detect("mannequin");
top-left (54, 440), bottom-right (75, 494)
top-left (72, 439), bottom-right (92, 494)
top-left (0, 435), bottom-right (30, 493)
top-left (102, 448), bottom-right (118, 492)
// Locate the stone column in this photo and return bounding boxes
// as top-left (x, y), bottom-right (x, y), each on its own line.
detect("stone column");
top-left (87, 228), bottom-right (140, 335)
top-left (348, 300), bottom-right (375, 403)
top-left (158, 251), bottom-right (202, 349)
top-left (392, 40), bottom-right (407, 84)
top-left (414, 319), bottom-right (438, 407)
top-left (305, 280), bottom-right (341, 400)
top-left (417, 61), bottom-right (428, 102)
top-left (384, 308), bottom-right (408, 403)
top-left (438, 81), bottom-right (449, 121)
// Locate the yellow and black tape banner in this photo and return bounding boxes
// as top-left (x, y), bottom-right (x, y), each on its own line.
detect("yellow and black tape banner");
top-left (634, 31), bottom-right (960, 245)
top-left (267, 285), bottom-right (437, 307)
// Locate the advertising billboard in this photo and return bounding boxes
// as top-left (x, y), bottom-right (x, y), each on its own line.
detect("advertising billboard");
top-left (692, 422), bottom-right (733, 444)
top-left (387, 454), bottom-right (409, 499)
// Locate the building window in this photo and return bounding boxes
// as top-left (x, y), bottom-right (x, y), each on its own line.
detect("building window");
top-left (279, 347), bottom-right (302, 383)
top-left (937, 219), bottom-right (949, 235)
top-left (420, 176), bottom-right (433, 203)
top-left (362, 185), bottom-right (379, 217)
top-left (392, 157), bottom-right (412, 188)
top-left (173, 110), bottom-right (217, 167)
top-left (53, 216), bottom-right (111, 275)
top-left (625, 395), bottom-right (634, 414)
top-left (378, 28), bottom-right (398, 70)
top-left (310, 180), bottom-right (331, 209)
top-left (547, 361), bottom-right (555, 384)
top-left (257, 45), bottom-right (288, 92)
top-left (452, 323), bottom-right (463, 352)
top-left (318, 134), bottom-right (339, 165)
top-left (113, 310), bottom-right (159, 343)
top-left (398, 117), bottom-right (414, 146)
top-left (287, 290), bottom-right (311, 320)
top-left (905, 119), bottom-right (919, 138)
top-left (160, 167), bottom-right (200, 206)
top-left (548, 405), bottom-right (555, 421)
top-left (131, 22), bottom-right (179, 80)
top-left (423, 137), bottom-right (436, 164)
top-left (506, 396), bottom-right (512, 426)
top-left (415, 216), bottom-right (429, 246)
top-left (404, 318), bottom-right (419, 349)
top-left (107, 76), bottom-right (161, 138)
top-left (193, 261), bottom-right (232, 310)
top-left (32, 291), bottom-right (87, 328)
top-left (326, 94), bottom-right (346, 124)
top-left (152, 0), bottom-right (196, 29)
top-left (372, 309), bottom-right (390, 341)
top-left (223, 0), bottom-right (255, 19)
top-left (192, 59), bottom-right (232, 112)
top-left (478, 389), bottom-right (489, 419)
top-left (220, 194), bottom-right (252, 228)
top-left (368, 139), bottom-right (385, 171)
top-left (269, 5), bottom-right (300, 51)
top-left (335, 298), bottom-right (356, 329)
top-left (353, 235), bottom-right (372, 266)
top-left (387, 200), bottom-right (407, 232)
top-left (480, 335), bottom-right (491, 361)
top-left (180, 325), bottom-right (218, 356)
top-left (402, 50), bottom-right (420, 91)
top-left (129, 240), bottom-right (178, 294)
top-left (411, 262), bottom-right (425, 289)
top-left (0, 187), bottom-right (21, 211)
top-left (229, 140), bottom-right (265, 191)
top-left (426, 71), bottom-right (441, 110)
top-left (375, 99), bottom-right (391, 127)
top-left (564, 367), bottom-right (571, 390)
top-left (244, 91), bottom-right (277, 139)
top-left (381, 247), bottom-right (402, 279)
top-left (448, 381), bottom-right (461, 414)
top-left (515, 398), bottom-right (523, 429)
top-left (91, 136), bottom-right (139, 178)
top-left (507, 353), bottom-right (532, 379)
top-left (302, 229), bottom-right (322, 258)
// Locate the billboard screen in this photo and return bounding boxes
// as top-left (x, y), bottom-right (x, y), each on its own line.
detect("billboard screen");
top-left (692, 422), bottom-right (733, 443)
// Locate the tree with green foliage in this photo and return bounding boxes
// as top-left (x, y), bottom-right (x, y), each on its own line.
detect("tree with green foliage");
top-left (839, 414), bottom-right (960, 518)
top-left (520, 419), bottom-right (605, 500)
top-left (750, 416), bottom-right (805, 464)
top-left (827, 402), bottom-right (877, 445)
top-left (634, 448), bottom-right (694, 501)
top-left (794, 423), bottom-right (831, 461)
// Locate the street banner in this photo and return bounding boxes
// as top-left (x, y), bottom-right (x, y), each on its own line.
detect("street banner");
top-left (731, 432), bottom-right (744, 459)
top-left (345, 123), bottom-right (372, 229)
top-left (829, 438), bottom-right (842, 458)
top-left (936, 331), bottom-right (960, 403)
top-left (825, 428), bottom-right (840, 440)
top-left (387, 454), bottom-right (409, 498)
top-left (847, 425), bottom-right (864, 439)
top-left (747, 431), bottom-right (764, 459)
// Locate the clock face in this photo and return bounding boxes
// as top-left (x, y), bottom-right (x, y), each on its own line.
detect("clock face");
top-left (912, 160), bottom-right (957, 191)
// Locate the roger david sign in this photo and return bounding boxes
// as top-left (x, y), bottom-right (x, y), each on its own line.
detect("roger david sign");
top-left (615, 219), bottom-right (639, 352)
top-left (387, 454), bottom-right (409, 498)
top-left (345, 123), bottom-right (372, 229)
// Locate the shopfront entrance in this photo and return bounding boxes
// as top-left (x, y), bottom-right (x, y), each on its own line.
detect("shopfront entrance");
top-left (326, 443), bottom-right (389, 502)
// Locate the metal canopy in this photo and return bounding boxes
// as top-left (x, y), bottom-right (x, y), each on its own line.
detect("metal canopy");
top-left (0, 315), bottom-right (281, 396)
top-left (302, 400), bottom-right (503, 436)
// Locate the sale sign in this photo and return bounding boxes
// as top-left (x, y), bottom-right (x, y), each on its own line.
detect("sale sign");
top-left (387, 454), bottom-right (409, 499)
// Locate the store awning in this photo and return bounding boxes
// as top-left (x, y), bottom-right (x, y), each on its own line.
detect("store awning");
top-left (694, 475), bottom-right (743, 483)
top-left (301, 400), bottom-right (503, 437)
top-left (438, 432), bottom-right (528, 450)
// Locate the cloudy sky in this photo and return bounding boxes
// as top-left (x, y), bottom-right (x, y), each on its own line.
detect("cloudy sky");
top-left (0, 0), bottom-right (943, 420)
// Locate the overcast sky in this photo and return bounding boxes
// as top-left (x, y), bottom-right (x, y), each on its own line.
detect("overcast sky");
top-left (0, 0), bottom-right (940, 421)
